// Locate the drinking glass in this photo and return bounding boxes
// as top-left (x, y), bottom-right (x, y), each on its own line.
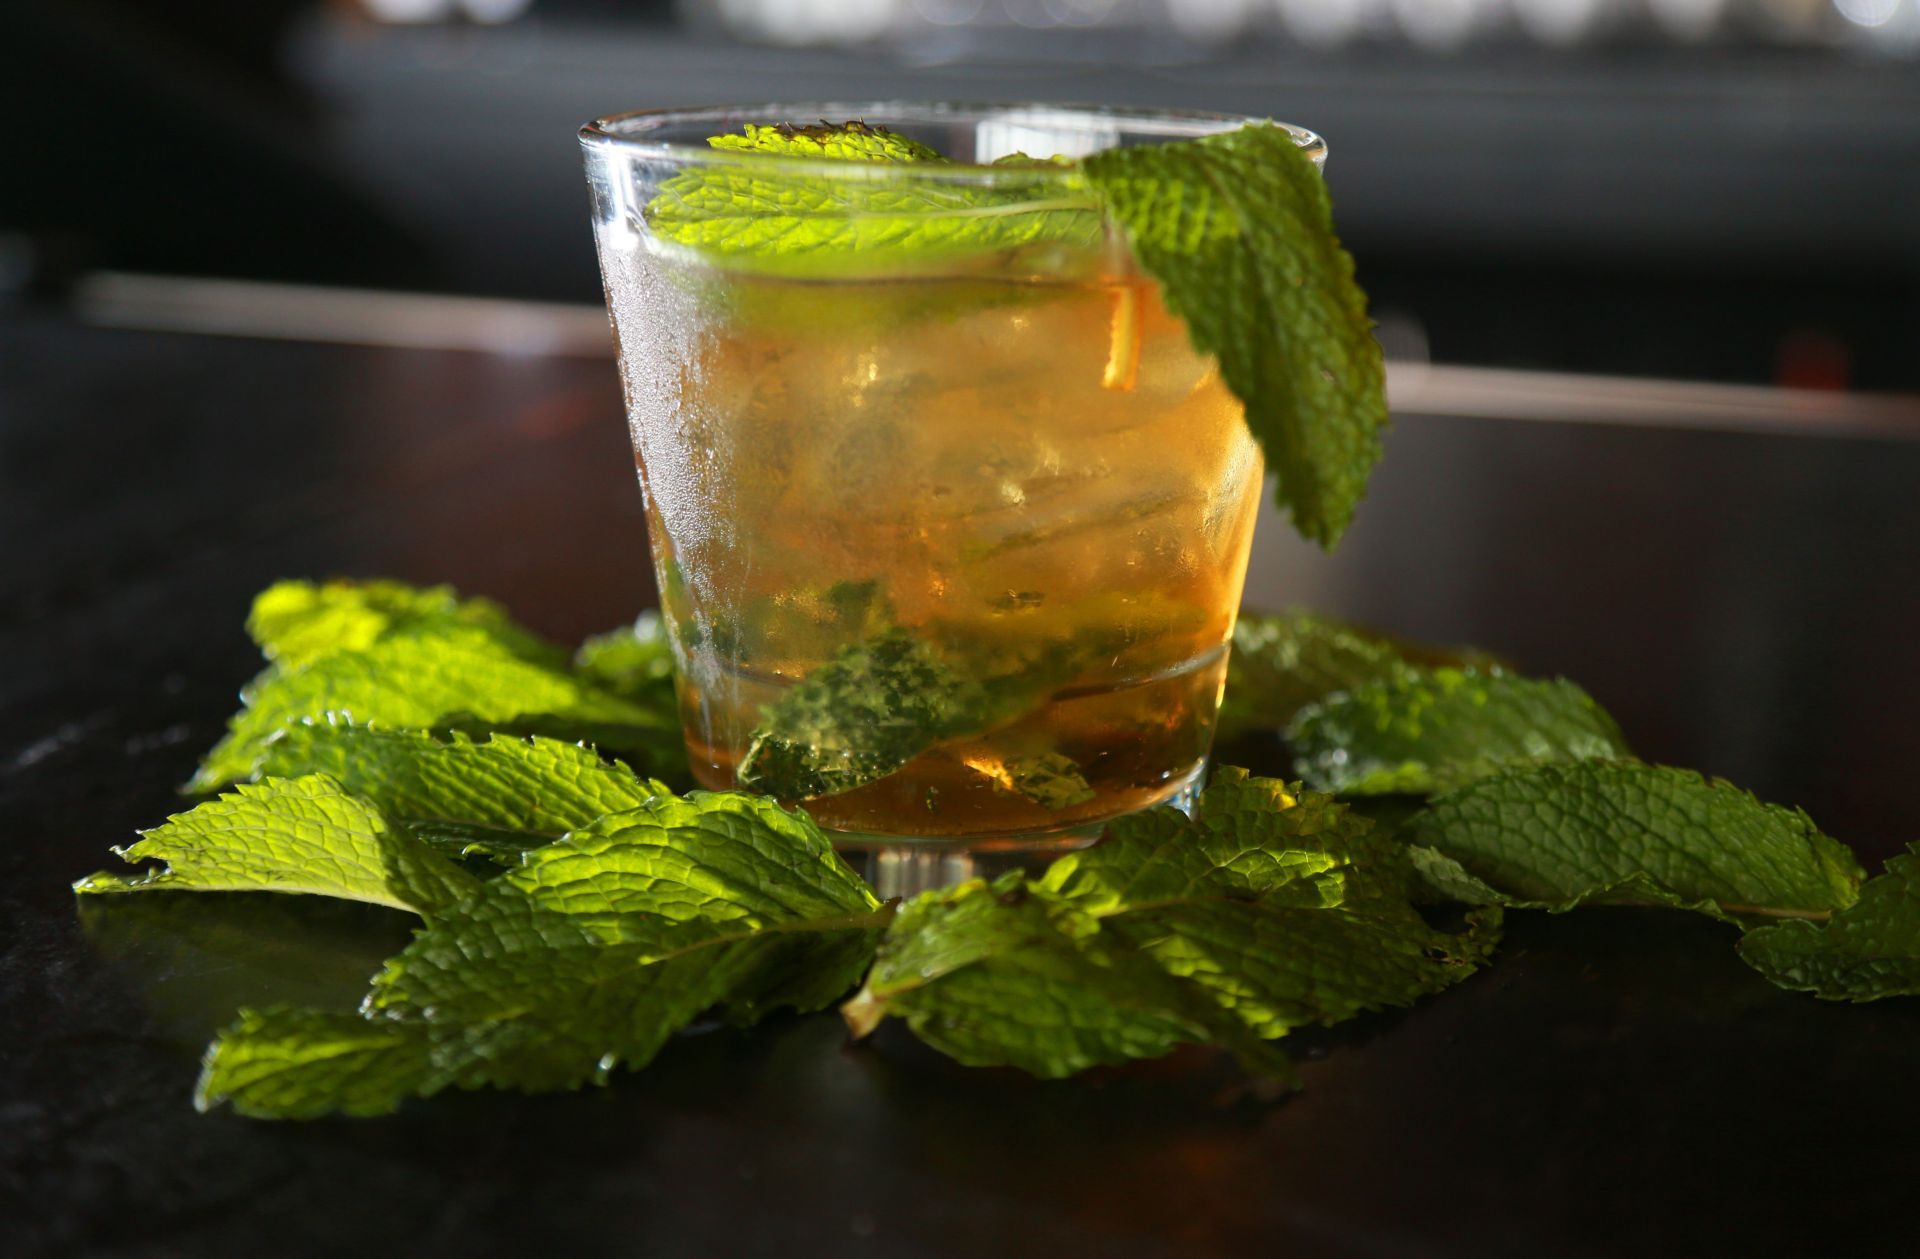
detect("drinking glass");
top-left (580, 103), bottom-right (1323, 879)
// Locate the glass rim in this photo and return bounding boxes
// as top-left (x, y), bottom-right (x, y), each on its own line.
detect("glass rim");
top-left (578, 101), bottom-right (1325, 184)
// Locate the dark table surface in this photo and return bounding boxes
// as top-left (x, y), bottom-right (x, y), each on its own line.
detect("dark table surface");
top-left (5, 308), bottom-right (1920, 1258)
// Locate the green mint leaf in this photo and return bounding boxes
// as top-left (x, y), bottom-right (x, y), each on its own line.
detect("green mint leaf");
top-left (736, 595), bottom-right (1208, 803)
top-left (196, 1007), bottom-right (435, 1119)
top-left (251, 724), bottom-right (667, 846)
top-left (1082, 125), bottom-right (1388, 547)
top-left (190, 626), bottom-right (678, 793)
top-left (1405, 761), bottom-right (1865, 920)
top-left (1219, 610), bottom-right (1499, 743)
top-left (1738, 845), bottom-right (1920, 1001)
top-left (73, 774), bottom-right (480, 915)
top-left (845, 768), bottom-right (1495, 1078)
top-left (844, 871), bottom-right (1301, 1081)
top-left (737, 627), bottom-right (987, 800)
top-left (198, 580), bottom-right (687, 793)
top-left (1399, 844), bottom-right (1505, 906)
top-left (573, 611), bottom-right (679, 713)
top-left (432, 712), bottom-right (689, 791)
top-left (1289, 668), bottom-right (1631, 796)
top-left (247, 578), bottom-right (563, 670)
top-left (644, 124), bottom-right (1100, 270)
top-left (994, 752), bottom-right (1097, 810)
top-left (197, 793), bottom-right (889, 1117)
top-left (708, 120), bottom-right (945, 163)
top-left (1041, 768), bottom-right (1391, 912)
top-left (397, 819), bottom-right (554, 867)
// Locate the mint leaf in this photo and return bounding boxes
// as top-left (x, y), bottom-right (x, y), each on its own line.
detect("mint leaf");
top-left (191, 626), bottom-right (678, 792)
top-left (1289, 669), bottom-right (1630, 796)
top-left (197, 580), bottom-right (686, 793)
top-left (737, 627), bottom-right (986, 800)
top-left (737, 595), bottom-right (1215, 803)
top-left (196, 1007), bottom-right (435, 1119)
top-left (252, 724), bottom-right (666, 845)
top-left (394, 819), bottom-right (553, 867)
top-left (247, 578), bottom-right (562, 670)
top-left (1083, 125), bottom-right (1387, 547)
top-left (844, 769), bottom-right (1495, 1078)
top-left (644, 123), bottom-right (1100, 270)
top-left (1738, 845), bottom-right (1920, 1001)
top-left (845, 872), bottom-right (1301, 1081)
top-left (573, 611), bottom-right (678, 713)
top-left (1219, 611), bottom-right (1498, 743)
top-left (1405, 761), bottom-right (1865, 920)
top-left (995, 752), bottom-right (1096, 810)
top-left (74, 774), bottom-right (480, 914)
top-left (196, 792), bottom-right (890, 1117)
top-left (434, 711), bottom-right (689, 791)
top-left (708, 120), bottom-right (944, 163)
top-left (1042, 768), bottom-right (1395, 912)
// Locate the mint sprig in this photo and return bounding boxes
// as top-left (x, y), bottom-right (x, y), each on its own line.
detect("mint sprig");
top-left (644, 124), bottom-right (1100, 270)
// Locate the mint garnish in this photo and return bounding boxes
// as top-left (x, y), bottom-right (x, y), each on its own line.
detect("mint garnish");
top-left (1287, 668), bottom-right (1631, 796)
top-left (644, 120), bottom-right (1386, 547)
top-left (645, 123), bottom-right (1101, 269)
top-left (709, 120), bottom-right (945, 162)
top-left (1081, 125), bottom-right (1386, 547)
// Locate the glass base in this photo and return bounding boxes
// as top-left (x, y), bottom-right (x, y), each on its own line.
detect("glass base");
top-left (835, 761), bottom-right (1207, 899)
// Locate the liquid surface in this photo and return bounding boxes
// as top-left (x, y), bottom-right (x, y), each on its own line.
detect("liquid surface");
top-left (603, 251), bottom-right (1262, 840)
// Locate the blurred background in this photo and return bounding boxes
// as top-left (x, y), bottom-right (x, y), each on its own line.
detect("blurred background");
top-left (3, 0), bottom-right (1917, 386)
